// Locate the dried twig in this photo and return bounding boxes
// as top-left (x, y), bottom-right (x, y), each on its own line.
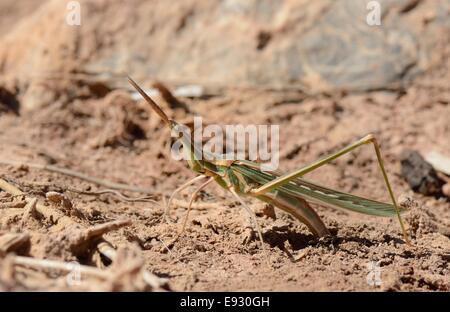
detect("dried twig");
top-left (5, 180), bottom-right (218, 214)
top-left (83, 220), bottom-right (132, 240)
top-left (70, 189), bottom-right (220, 210)
top-left (96, 241), bottom-right (169, 290)
top-left (9, 180), bottom-right (158, 203)
top-left (0, 178), bottom-right (22, 196)
top-left (171, 198), bottom-right (223, 210)
top-left (12, 255), bottom-right (108, 279)
top-left (0, 160), bottom-right (154, 194)
top-left (67, 188), bottom-right (158, 203)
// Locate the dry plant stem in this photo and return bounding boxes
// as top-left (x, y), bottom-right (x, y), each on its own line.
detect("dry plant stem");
top-left (0, 178), bottom-right (22, 195)
top-left (12, 255), bottom-right (108, 279)
top-left (12, 179), bottom-right (159, 204)
top-left (68, 188), bottom-right (158, 202)
top-left (0, 160), bottom-right (154, 194)
top-left (84, 219), bottom-right (132, 239)
top-left (96, 241), bottom-right (169, 290)
top-left (170, 198), bottom-right (223, 210)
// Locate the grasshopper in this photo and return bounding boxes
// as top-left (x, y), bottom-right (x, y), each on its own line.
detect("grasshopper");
top-left (128, 77), bottom-right (410, 252)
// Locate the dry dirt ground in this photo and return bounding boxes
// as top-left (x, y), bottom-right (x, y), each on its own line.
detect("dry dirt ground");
top-left (0, 0), bottom-right (449, 291)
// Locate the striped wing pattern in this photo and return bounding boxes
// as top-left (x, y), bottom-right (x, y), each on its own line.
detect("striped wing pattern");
top-left (232, 164), bottom-right (405, 217)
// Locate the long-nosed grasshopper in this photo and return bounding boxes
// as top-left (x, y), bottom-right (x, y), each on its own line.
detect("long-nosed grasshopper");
top-left (128, 77), bottom-right (410, 253)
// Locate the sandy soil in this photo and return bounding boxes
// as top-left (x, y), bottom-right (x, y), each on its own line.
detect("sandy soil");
top-left (0, 0), bottom-right (449, 291)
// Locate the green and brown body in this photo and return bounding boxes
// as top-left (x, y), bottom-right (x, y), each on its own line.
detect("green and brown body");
top-left (128, 76), bottom-right (409, 243)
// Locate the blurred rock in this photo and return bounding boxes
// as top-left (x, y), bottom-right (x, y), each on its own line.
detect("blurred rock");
top-left (400, 149), bottom-right (445, 196)
top-left (0, 0), bottom-right (450, 109)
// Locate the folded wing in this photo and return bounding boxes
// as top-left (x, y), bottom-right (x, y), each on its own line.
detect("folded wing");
top-left (232, 163), bottom-right (405, 217)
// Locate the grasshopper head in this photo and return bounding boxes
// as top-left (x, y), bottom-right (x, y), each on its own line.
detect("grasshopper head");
top-left (128, 77), bottom-right (204, 172)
